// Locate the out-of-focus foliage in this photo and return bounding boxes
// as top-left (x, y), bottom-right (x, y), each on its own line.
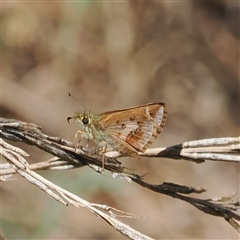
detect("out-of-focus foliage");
top-left (1, 1), bottom-right (239, 239)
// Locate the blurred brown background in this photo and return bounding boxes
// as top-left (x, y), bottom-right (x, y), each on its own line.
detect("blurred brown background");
top-left (1, 1), bottom-right (239, 239)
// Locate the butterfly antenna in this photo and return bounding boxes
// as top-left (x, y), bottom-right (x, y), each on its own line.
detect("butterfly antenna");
top-left (68, 92), bottom-right (84, 110)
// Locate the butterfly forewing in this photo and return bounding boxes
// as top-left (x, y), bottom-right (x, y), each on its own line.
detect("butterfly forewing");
top-left (99, 103), bottom-right (167, 155)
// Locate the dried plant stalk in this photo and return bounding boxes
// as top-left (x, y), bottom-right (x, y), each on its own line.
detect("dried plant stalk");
top-left (1, 117), bottom-right (239, 236)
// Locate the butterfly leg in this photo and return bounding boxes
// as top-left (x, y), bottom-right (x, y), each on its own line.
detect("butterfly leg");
top-left (74, 130), bottom-right (83, 149)
top-left (86, 139), bottom-right (90, 148)
top-left (100, 142), bottom-right (108, 171)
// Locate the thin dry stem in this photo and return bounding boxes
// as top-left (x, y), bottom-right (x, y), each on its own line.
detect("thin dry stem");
top-left (1, 117), bottom-right (240, 236)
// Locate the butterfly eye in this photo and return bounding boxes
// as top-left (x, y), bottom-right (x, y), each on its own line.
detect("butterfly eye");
top-left (82, 116), bottom-right (89, 125)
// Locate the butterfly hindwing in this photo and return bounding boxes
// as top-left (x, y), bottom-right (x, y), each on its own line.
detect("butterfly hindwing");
top-left (100, 103), bottom-right (167, 153)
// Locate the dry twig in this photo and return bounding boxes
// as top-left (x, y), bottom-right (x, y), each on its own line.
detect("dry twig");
top-left (1, 117), bottom-right (239, 238)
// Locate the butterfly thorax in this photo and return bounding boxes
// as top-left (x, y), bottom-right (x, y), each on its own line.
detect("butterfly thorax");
top-left (73, 111), bottom-right (117, 149)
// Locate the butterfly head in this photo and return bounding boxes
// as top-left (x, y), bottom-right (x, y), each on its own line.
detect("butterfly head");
top-left (67, 111), bottom-right (93, 129)
top-left (67, 92), bottom-right (93, 128)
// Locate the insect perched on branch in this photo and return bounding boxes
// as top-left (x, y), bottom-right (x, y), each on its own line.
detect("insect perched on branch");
top-left (67, 93), bottom-right (167, 168)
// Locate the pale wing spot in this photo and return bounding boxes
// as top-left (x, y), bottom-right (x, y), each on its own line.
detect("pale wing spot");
top-left (106, 121), bottom-right (152, 151)
top-left (134, 122), bottom-right (155, 149)
top-left (106, 121), bottom-right (139, 138)
top-left (117, 121), bottom-right (156, 151)
top-left (155, 107), bottom-right (165, 126)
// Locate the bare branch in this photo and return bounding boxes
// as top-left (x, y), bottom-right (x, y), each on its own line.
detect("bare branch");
top-left (141, 137), bottom-right (240, 163)
top-left (0, 138), bottom-right (153, 240)
top-left (1, 117), bottom-right (240, 235)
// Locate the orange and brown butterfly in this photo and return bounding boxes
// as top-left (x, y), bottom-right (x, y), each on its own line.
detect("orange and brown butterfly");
top-left (67, 93), bottom-right (167, 165)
